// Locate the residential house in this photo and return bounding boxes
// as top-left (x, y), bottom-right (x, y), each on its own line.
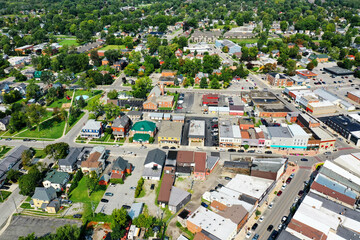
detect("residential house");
top-left (138, 65), bottom-right (146, 73)
top-left (80, 120), bottom-right (102, 139)
top-left (175, 49), bottom-right (183, 58)
top-left (158, 121), bottom-right (183, 147)
top-left (14, 83), bottom-right (27, 96)
top-left (143, 84), bottom-right (174, 110)
top-left (266, 72), bottom-right (292, 87)
top-left (111, 157), bottom-right (132, 179)
top-left (142, 149), bottom-right (166, 180)
top-left (80, 146), bottom-right (107, 175)
top-left (126, 111), bottom-right (143, 122)
top-left (168, 186), bottom-right (191, 213)
top-left (102, 57), bottom-right (109, 66)
top-left (195, 72), bottom-right (209, 85)
top-left (111, 115), bottom-right (131, 139)
top-left (0, 116), bottom-right (11, 131)
top-left (42, 170), bottom-right (69, 192)
top-left (30, 187), bottom-right (59, 213)
top-left (58, 148), bottom-right (81, 173)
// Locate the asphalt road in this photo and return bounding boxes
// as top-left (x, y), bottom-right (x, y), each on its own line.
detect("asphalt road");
top-left (0, 187), bottom-right (26, 231)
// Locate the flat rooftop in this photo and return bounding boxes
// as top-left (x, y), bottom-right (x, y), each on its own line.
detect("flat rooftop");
top-left (188, 120), bottom-right (205, 138)
top-left (324, 66), bottom-right (354, 75)
top-left (267, 126), bottom-right (292, 138)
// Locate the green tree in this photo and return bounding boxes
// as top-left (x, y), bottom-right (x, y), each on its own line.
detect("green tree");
top-left (107, 90), bottom-right (118, 99)
top-left (44, 142), bottom-right (69, 160)
top-left (21, 149), bottom-right (34, 167)
top-left (90, 50), bottom-right (101, 67)
top-left (26, 105), bottom-right (47, 131)
top-left (280, 21), bottom-right (288, 32)
top-left (19, 167), bottom-right (41, 196)
top-left (26, 82), bottom-right (41, 100)
top-left (222, 46), bottom-right (229, 53)
top-left (200, 77), bottom-right (208, 88)
top-left (306, 62), bottom-right (315, 70)
top-left (85, 171), bottom-right (98, 196)
top-left (6, 169), bottom-right (22, 183)
top-left (210, 78), bottom-right (220, 89)
top-left (131, 77), bottom-right (152, 99)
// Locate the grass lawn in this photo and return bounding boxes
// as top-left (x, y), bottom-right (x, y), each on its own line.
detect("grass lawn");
top-left (48, 98), bottom-right (71, 108)
top-left (20, 203), bottom-right (33, 209)
top-left (229, 38), bottom-right (258, 44)
top-left (75, 89), bottom-right (102, 98)
top-left (66, 111), bottom-right (85, 134)
top-left (34, 149), bottom-right (47, 159)
top-left (99, 45), bottom-right (126, 51)
top-left (17, 118), bottom-right (65, 139)
top-left (59, 39), bottom-right (79, 46)
top-left (70, 178), bottom-right (107, 214)
top-left (0, 147), bottom-right (12, 159)
top-left (85, 95), bottom-right (102, 110)
top-left (0, 191), bottom-right (11, 202)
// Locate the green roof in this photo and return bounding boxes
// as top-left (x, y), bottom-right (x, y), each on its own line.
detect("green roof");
top-left (131, 121), bottom-right (156, 132)
top-left (34, 71), bottom-right (42, 78)
top-left (133, 133), bottom-right (150, 142)
top-left (43, 170), bottom-right (69, 184)
top-left (309, 54), bottom-right (328, 60)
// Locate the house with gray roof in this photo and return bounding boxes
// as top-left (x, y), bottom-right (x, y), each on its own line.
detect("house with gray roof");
top-left (142, 149), bottom-right (166, 180)
top-left (30, 187), bottom-right (58, 212)
top-left (0, 115), bottom-right (11, 131)
top-left (80, 119), bottom-right (103, 139)
top-left (42, 170), bottom-right (70, 192)
top-left (111, 115), bottom-right (131, 138)
top-left (58, 148), bottom-right (81, 173)
top-left (168, 186), bottom-right (191, 213)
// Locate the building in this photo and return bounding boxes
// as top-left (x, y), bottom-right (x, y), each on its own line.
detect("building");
top-left (265, 124), bottom-right (309, 150)
top-left (126, 111), bottom-right (143, 122)
top-left (157, 171), bottom-right (175, 206)
top-left (286, 112), bottom-right (299, 123)
top-left (130, 120), bottom-right (157, 138)
top-left (202, 94), bottom-right (219, 106)
top-left (309, 53), bottom-right (329, 62)
top-left (194, 152), bottom-right (206, 180)
top-left (183, 43), bottom-right (212, 53)
top-left (0, 145), bottom-right (29, 187)
top-left (58, 148), bottom-right (81, 173)
top-left (80, 120), bottom-right (102, 139)
top-left (30, 187), bottom-right (59, 213)
top-left (251, 158), bottom-right (287, 181)
top-left (128, 202), bottom-right (144, 220)
top-left (157, 121), bottom-right (183, 147)
top-left (229, 105), bottom-right (244, 116)
top-left (296, 113), bottom-right (320, 128)
top-left (347, 90), bottom-right (360, 103)
top-left (80, 146), bottom-right (107, 175)
top-left (324, 66), bottom-right (354, 76)
top-left (169, 186), bottom-right (192, 213)
top-left (111, 157), bottom-right (132, 179)
top-left (219, 121), bottom-right (241, 147)
top-left (186, 206), bottom-right (238, 240)
top-left (266, 72), bottom-right (292, 87)
top-left (42, 170), bottom-right (70, 192)
top-left (310, 127), bottom-right (336, 150)
top-left (0, 116), bottom-right (11, 131)
top-left (189, 30), bottom-right (222, 43)
top-left (215, 40), bottom-right (242, 54)
top-left (239, 118), bottom-right (254, 130)
top-left (290, 75), bottom-right (310, 86)
top-left (307, 101), bottom-right (337, 115)
top-left (111, 115), bottom-right (131, 139)
top-left (142, 149), bottom-right (166, 180)
top-left (251, 91), bottom-right (292, 118)
top-left (295, 69), bottom-right (317, 79)
top-left (217, 205), bottom-right (249, 231)
top-left (195, 72), bottom-right (209, 85)
top-left (188, 120), bottom-right (205, 146)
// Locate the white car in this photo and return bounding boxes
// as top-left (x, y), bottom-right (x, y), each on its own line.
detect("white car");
top-left (245, 231), bottom-right (252, 239)
top-left (268, 202), bottom-right (274, 209)
top-left (282, 184), bottom-right (287, 190)
top-left (259, 216), bottom-right (264, 222)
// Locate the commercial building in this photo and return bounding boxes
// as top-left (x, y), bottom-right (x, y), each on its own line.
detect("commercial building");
top-left (295, 69), bottom-right (317, 79)
top-left (158, 121), bottom-right (183, 147)
top-left (251, 158), bottom-right (288, 181)
top-left (251, 91), bottom-right (292, 118)
top-left (215, 40), bottom-right (242, 54)
top-left (266, 72), bottom-right (292, 87)
top-left (347, 90), bottom-right (360, 103)
top-left (193, 152), bottom-right (206, 180)
top-left (306, 101), bottom-right (337, 115)
top-left (219, 120), bottom-right (241, 147)
top-left (310, 127), bottom-right (336, 150)
top-left (202, 94), bottom-right (219, 106)
top-left (296, 113), bottom-right (320, 128)
top-left (324, 66), bottom-right (354, 76)
top-left (157, 171), bottom-right (175, 206)
top-left (168, 186), bottom-right (191, 213)
top-left (239, 118), bottom-right (254, 130)
top-left (188, 120), bottom-right (205, 146)
top-left (187, 206), bottom-right (238, 240)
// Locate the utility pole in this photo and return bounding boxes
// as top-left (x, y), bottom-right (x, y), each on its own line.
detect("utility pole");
top-left (12, 197), bottom-right (18, 214)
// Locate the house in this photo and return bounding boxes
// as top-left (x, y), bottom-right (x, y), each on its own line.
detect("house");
top-left (30, 187), bottom-right (59, 213)
top-left (142, 149), bottom-right (166, 180)
top-left (14, 83), bottom-right (27, 96)
top-left (266, 72), bottom-right (292, 87)
top-left (102, 57), bottom-right (109, 65)
top-left (111, 157), bottom-right (132, 179)
top-left (80, 120), bottom-right (102, 139)
top-left (128, 202), bottom-right (144, 219)
top-left (161, 70), bottom-right (178, 78)
top-left (138, 65), bottom-right (146, 73)
top-left (130, 120), bottom-right (157, 138)
top-left (58, 148), bottom-right (81, 173)
top-left (168, 186), bottom-right (191, 213)
top-left (194, 152), bottom-right (206, 180)
top-left (194, 72), bottom-right (209, 85)
top-left (126, 111), bottom-right (143, 122)
top-left (80, 146), bottom-right (107, 175)
top-left (175, 49), bottom-right (183, 57)
top-left (111, 115), bottom-right (131, 139)
top-left (157, 172), bottom-right (175, 206)
top-left (42, 170), bottom-right (70, 192)
top-left (99, 174), bottom-right (110, 185)
top-left (0, 116), bottom-right (11, 131)
top-left (309, 53), bottom-right (329, 63)
top-left (158, 121), bottom-right (183, 147)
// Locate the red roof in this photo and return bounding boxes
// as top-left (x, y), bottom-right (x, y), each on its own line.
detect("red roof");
top-left (157, 173), bottom-right (175, 204)
top-left (176, 151), bottom-right (195, 164)
top-left (194, 152), bottom-right (206, 173)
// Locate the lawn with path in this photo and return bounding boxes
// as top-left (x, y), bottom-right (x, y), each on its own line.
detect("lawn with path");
top-left (16, 118), bottom-right (66, 139)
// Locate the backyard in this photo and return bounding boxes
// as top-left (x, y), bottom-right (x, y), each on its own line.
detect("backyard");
top-left (58, 39), bottom-right (79, 47)
top-left (99, 45), bottom-right (126, 51)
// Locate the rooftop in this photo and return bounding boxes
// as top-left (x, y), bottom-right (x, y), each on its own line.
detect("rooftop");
top-left (288, 124), bottom-right (308, 137)
top-left (267, 126), bottom-right (292, 138)
top-left (82, 119), bottom-right (101, 130)
top-left (157, 173), bottom-right (175, 204)
top-left (158, 121), bottom-right (183, 138)
top-left (310, 127), bottom-right (335, 141)
top-left (168, 186), bottom-right (191, 207)
top-left (188, 120), bottom-right (205, 138)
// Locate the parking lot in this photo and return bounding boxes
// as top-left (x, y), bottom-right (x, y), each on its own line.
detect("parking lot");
top-left (181, 116), bottom-right (217, 146)
top-left (95, 153), bottom-right (145, 215)
top-left (175, 92), bottom-right (194, 113)
top-left (229, 78), bottom-right (256, 91)
top-left (0, 215), bottom-right (82, 240)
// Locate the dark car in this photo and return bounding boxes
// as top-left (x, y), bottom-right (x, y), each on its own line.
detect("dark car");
top-left (73, 214), bottom-right (82, 218)
top-left (265, 151), bottom-right (272, 154)
top-left (286, 177), bottom-right (292, 184)
top-left (268, 230), bottom-right (278, 240)
top-left (162, 146), bottom-right (169, 149)
top-left (251, 223), bottom-right (258, 230)
top-left (5, 138), bottom-right (11, 141)
top-left (201, 202), bottom-right (208, 208)
top-left (349, 80), bottom-right (353, 82)
top-left (237, 149), bottom-right (245, 152)
top-left (267, 225), bottom-right (274, 232)
top-left (300, 158), bottom-right (308, 161)
top-left (101, 199), bottom-right (109, 203)
top-left (122, 205), bottom-right (131, 209)
top-left (105, 192), bottom-right (114, 197)
top-left (247, 150), bottom-right (255, 153)
top-left (150, 184), bottom-right (155, 190)
top-left (170, 146), bottom-right (176, 149)
top-left (298, 190), bottom-right (304, 196)
top-left (277, 191), bottom-right (283, 196)
top-left (217, 183), bottom-right (224, 188)
top-left (228, 149), bottom-right (236, 152)
top-left (23, 138), bottom-right (30, 142)
top-left (225, 177), bottom-right (232, 180)
top-left (252, 234), bottom-right (259, 240)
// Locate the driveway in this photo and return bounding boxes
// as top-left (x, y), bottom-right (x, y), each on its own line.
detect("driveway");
top-left (95, 153), bottom-right (145, 215)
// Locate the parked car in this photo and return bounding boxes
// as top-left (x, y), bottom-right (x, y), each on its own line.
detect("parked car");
top-left (300, 158), bottom-right (308, 161)
top-left (237, 149), bottom-right (245, 153)
top-left (225, 177), bottom-right (232, 180)
top-left (324, 151), bottom-right (331, 155)
top-left (278, 224), bottom-right (283, 230)
top-left (130, 187), bottom-right (136, 190)
top-left (201, 202), bottom-right (208, 208)
top-left (162, 146), bottom-right (169, 149)
top-left (269, 230), bottom-right (278, 240)
top-left (281, 216), bottom-right (288, 223)
top-left (282, 184), bottom-right (287, 190)
top-left (268, 202), bottom-right (274, 209)
top-left (247, 150), bottom-right (255, 153)
top-left (277, 191), bottom-right (283, 196)
top-left (298, 190), bottom-right (304, 196)
top-left (252, 234), bottom-right (259, 240)
top-left (251, 223), bottom-right (258, 230)
top-left (290, 173), bottom-right (295, 179)
top-left (259, 216), bottom-right (264, 222)
top-left (228, 149), bottom-right (236, 152)
top-left (265, 151), bottom-right (272, 154)
top-left (122, 205), bottom-right (131, 209)
top-left (286, 177), bottom-right (292, 184)
top-left (246, 231), bottom-right (252, 239)
top-left (267, 225), bottom-right (274, 231)
top-left (101, 199), bottom-right (109, 203)
top-left (217, 184), bottom-right (224, 188)
top-left (73, 214), bottom-right (82, 218)
top-left (150, 184), bottom-right (155, 190)
top-left (212, 124), bottom-right (218, 128)
top-left (105, 192), bottom-right (114, 196)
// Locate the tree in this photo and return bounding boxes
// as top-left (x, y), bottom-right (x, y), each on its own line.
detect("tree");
top-left (9, 111), bottom-right (27, 133)
top-left (40, 71), bottom-right (54, 85)
top-left (19, 166), bottom-right (41, 196)
top-left (243, 144), bottom-right (249, 150)
top-left (26, 82), bottom-right (41, 100)
top-left (255, 210), bottom-right (261, 217)
top-left (90, 50), bottom-right (101, 67)
top-left (44, 142), bottom-right (69, 160)
top-left (3, 90), bottom-right (22, 104)
top-left (85, 171), bottom-right (98, 196)
top-left (200, 77), bottom-right (208, 88)
top-left (131, 77), bottom-right (152, 99)
top-left (280, 21), bottom-right (288, 32)
top-left (112, 208), bottom-right (129, 227)
top-left (21, 149), bottom-right (34, 167)
top-left (306, 62), bottom-right (315, 70)
top-left (6, 169), bottom-right (22, 183)
top-left (285, 59), bottom-right (297, 76)
top-left (26, 105), bottom-right (47, 131)
top-left (222, 46), bottom-right (229, 53)
top-left (133, 214), bottom-right (155, 229)
top-left (210, 78), bottom-right (220, 89)
top-left (147, 36), bottom-right (161, 55)
top-left (124, 63), bottom-right (139, 77)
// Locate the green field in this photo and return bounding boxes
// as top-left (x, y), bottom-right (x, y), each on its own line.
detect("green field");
top-left (17, 118), bottom-right (66, 139)
top-left (70, 178), bottom-right (106, 213)
top-left (59, 39), bottom-right (79, 46)
top-left (229, 38), bottom-right (258, 44)
top-left (0, 191), bottom-right (11, 202)
top-left (34, 149), bottom-right (47, 159)
top-left (75, 89), bottom-right (102, 98)
top-left (48, 98), bottom-right (72, 109)
top-left (99, 45), bottom-right (126, 51)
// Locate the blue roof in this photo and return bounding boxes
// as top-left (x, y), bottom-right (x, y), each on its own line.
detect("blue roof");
top-left (315, 174), bottom-right (357, 199)
top-left (128, 202), bottom-right (144, 219)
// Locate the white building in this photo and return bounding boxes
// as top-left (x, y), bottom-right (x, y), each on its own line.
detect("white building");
top-left (188, 120), bottom-right (205, 146)
top-left (219, 120), bottom-right (241, 147)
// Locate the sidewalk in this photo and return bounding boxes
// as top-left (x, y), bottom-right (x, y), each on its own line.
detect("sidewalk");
top-left (235, 164), bottom-right (299, 239)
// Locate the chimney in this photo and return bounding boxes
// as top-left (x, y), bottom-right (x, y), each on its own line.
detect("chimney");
top-left (160, 84), bottom-right (164, 95)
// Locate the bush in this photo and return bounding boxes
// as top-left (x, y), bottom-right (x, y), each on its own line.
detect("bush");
top-left (68, 170), bottom-right (83, 193)
top-left (135, 178), bottom-right (145, 198)
top-left (110, 178), bottom-right (124, 184)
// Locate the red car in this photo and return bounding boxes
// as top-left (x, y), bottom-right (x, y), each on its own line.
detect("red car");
top-left (277, 191), bottom-right (283, 196)
top-left (177, 106), bottom-right (183, 109)
top-left (66, 95), bottom-right (71, 100)
top-left (286, 177), bottom-right (292, 184)
top-left (212, 124), bottom-right (218, 128)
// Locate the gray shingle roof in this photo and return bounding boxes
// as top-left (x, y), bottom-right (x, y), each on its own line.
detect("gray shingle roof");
top-left (58, 148), bottom-right (81, 167)
top-left (32, 187), bottom-right (56, 202)
top-left (144, 149), bottom-right (166, 166)
top-left (112, 157), bottom-right (131, 171)
top-left (112, 115), bottom-right (130, 128)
